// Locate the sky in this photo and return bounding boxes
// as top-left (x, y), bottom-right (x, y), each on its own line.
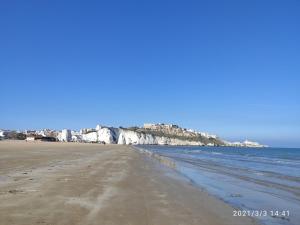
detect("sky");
top-left (0, 0), bottom-right (299, 147)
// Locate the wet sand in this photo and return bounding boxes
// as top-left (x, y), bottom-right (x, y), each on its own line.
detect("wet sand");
top-left (0, 141), bottom-right (257, 225)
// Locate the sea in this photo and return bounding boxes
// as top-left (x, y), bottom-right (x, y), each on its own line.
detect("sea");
top-left (140, 146), bottom-right (300, 225)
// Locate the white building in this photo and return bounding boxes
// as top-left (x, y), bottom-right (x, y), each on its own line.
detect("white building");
top-left (96, 125), bottom-right (102, 131)
top-left (143, 123), bottom-right (179, 130)
top-left (0, 130), bottom-right (11, 138)
top-left (26, 137), bottom-right (36, 142)
top-left (61, 129), bottom-right (72, 142)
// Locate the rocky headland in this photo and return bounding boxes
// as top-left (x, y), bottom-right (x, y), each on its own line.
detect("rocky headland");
top-left (0, 123), bottom-right (266, 147)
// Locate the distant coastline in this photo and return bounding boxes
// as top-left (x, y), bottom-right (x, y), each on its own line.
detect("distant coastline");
top-left (0, 123), bottom-right (266, 148)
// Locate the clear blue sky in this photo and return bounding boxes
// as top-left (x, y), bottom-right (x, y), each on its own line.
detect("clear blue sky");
top-left (1, 0), bottom-right (299, 147)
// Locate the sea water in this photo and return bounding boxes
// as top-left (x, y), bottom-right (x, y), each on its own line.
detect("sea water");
top-left (140, 146), bottom-right (300, 225)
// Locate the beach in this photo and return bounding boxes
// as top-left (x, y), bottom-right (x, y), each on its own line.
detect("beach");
top-left (0, 141), bottom-right (256, 225)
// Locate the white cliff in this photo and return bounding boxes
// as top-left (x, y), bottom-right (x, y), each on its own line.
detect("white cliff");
top-left (115, 128), bottom-right (203, 145)
top-left (64, 126), bottom-right (205, 145)
top-left (17, 123), bottom-right (265, 147)
top-left (80, 127), bottom-right (116, 144)
top-left (97, 127), bottom-right (115, 144)
top-left (82, 132), bottom-right (98, 143)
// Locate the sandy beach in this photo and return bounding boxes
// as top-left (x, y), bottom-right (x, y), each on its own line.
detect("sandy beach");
top-left (0, 141), bottom-right (257, 225)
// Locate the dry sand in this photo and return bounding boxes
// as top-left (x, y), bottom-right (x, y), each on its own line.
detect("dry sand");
top-left (0, 140), bottom-right (257, 225)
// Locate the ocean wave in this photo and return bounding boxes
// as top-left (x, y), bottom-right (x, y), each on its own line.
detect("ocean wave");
top-left (210, 152), bottom-right (223, 155)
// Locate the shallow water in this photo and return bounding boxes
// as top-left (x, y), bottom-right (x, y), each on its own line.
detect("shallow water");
top-left (140, 146), bottom-right (300, 225)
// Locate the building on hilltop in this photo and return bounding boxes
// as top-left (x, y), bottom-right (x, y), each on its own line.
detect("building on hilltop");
top-left (143, 123), bottom-right (179, 130)
top-left (143, 123), bottom-right (158, 129)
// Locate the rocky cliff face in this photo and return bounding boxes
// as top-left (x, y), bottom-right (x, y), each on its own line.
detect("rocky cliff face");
top-left (115, 128), bottom-right (203, 145)
top-left (76, 126), bottom-right (208, 146)
top-left (2, 123), bottom-right (265, 147)
top-left (75, 125), bottom-right (265, 147)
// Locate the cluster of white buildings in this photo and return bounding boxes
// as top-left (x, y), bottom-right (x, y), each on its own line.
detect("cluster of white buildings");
top-left (143, 123), bottom-right (179, 130)
top-left (227, 140), bottom-right (267, 148)
top-left (143, 123), bottom-right (218, 139)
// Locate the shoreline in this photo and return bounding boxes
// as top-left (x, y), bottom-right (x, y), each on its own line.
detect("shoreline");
top-left (0, 140), bottom-right (257, 225)
top-left (1, 138), bottom-right (267, 147)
